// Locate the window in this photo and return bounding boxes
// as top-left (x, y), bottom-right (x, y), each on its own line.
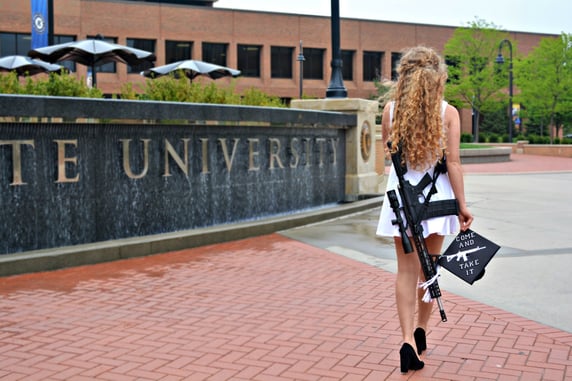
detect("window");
top-left (391, 52), bottom-right (401, 80)
top-left (87, 35), bottom-right (117, 73)
top-left (303, 48), bottom-right (324, 80)
top-left (126, 38), bottom-right (156, 73)
top-left (165, 40), bottom-right (192, 64)
top-left (0, 32), bottom-right (76, 71)
top-left (271, 46), bottom-right (293, 78)
top-left (363, 51), bottom-right (383, 81)
top-left (202, 42), bottom-right (227, 66)
top-left (0, 32), bottom-right (31, 56)
top-left (341, 50), bottom-right (354, 81)
top-left (237, 44), bottom-right (261, 77)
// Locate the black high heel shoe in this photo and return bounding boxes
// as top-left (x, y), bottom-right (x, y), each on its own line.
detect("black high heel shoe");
top-left (399, 343), bottom-right (424, 374)
top-left (414, 327), bottom-right (427, 355)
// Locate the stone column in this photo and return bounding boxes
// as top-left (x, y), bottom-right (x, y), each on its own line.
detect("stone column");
top-left (291, 98), bottom-right (383, 200)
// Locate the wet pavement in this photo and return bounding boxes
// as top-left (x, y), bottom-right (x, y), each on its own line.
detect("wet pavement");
top-left (0, 154), bottom-right (571, 380)
top-left (284, 170), bottom-right (572, 334)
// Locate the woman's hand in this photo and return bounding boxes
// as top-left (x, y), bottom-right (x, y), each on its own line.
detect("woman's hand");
top-left (458, 206), bottom-right (473, 231)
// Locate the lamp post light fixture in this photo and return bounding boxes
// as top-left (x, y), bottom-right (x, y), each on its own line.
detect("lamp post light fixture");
top-left (297, 40), bottom-right (305, 99)
top-left (325, 0), bottom-right (347, 98)
top-left (496, 38), bottom-right (513, 143)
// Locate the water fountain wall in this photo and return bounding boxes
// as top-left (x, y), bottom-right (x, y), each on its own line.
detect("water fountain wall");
top-left (0, 96), bottom-right (352, 255)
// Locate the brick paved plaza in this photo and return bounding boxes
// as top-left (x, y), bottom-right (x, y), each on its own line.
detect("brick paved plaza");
top-left (1, 232), bottom-right (571, 380)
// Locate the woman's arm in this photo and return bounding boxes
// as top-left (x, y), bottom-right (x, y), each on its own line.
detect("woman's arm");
top-left (381, 102), bottom-right (392, 155)
top-left (444, 104), bottom-right (473, 231)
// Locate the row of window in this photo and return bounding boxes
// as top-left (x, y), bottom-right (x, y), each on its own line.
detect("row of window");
top-left (1, 32), bottom-right (403, 81)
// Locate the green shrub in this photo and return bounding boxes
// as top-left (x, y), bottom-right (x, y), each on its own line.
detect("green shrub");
top-left (487, 133), bottom-right (500, 143)
top-left (514, 134), bottom-right (527, 142)
top-left (528, 134), bottom-right (551, 144)
top-left (139, 75), bottom-right (245, 104)
top-left (118, 82), bottom-right (141, 100)
top-left (143, 75), bottom-right (193, 102)
top-left (2, 70), bottom-right (303, 108)
top-left (134, 75), bottom-right (285, 107)
top-left (240, 87), bottom-right (285, 107)
top-left (0, 72), bottom-right (102, 98)
top-left (0, 72), bottom-right (21, 94)
top-left (199, 82), bottom-right (240, 104)
top-left (460, 133), bottom-right (473, 143)
top-left (478, 132), bottom-right (489, 143)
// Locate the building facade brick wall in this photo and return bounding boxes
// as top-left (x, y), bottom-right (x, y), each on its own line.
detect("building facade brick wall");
top-left (0, 0), bottom-right (555, 134)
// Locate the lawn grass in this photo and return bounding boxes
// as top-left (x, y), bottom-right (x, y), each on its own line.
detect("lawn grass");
top-left (460, 143), bottom-right (491, 149)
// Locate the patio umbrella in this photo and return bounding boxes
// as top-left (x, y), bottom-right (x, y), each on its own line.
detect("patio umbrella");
top-left (0, 55), bottom-right (66, 76)
top-left (141, 59), bottom-right (241, 82)
top-left (28, 38), bottom-right (156, 87)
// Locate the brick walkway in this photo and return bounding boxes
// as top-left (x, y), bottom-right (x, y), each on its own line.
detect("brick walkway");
top-left (1, 232), bottom-right (571, 380)
top-left (462, 153), bottom-right (572, 174)
top-left (383, 153), bottom-right (572, 175)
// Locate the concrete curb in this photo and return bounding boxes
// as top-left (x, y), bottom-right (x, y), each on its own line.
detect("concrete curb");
top-left (0, 196), bottom-right (383, 277)
top-left (382, 147), bottom-right (513, 167)
top-left (460, 147), bottom-right (512, 163)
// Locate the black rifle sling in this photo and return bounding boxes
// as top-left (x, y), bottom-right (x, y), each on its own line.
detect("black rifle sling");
top-left (417, 156), bottom-right (459, 224)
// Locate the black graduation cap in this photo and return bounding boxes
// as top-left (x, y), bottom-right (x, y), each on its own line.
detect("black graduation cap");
top-left (438, 229), bottom-right (500, 285)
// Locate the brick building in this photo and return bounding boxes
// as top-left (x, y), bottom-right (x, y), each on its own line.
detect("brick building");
top-left (0, 0), bottom-right (555, 132)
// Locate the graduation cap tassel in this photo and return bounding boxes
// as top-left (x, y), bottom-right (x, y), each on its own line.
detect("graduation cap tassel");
top-left (419, 264), bottom-right (442, 303)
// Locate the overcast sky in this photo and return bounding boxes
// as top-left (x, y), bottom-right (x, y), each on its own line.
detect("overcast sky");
top-left (215, 0), bottom-right (570, 35)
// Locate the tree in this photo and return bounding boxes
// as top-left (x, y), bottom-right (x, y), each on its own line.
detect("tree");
top-left (443, 18), bottom-right (511, 142)
top-left (516, 33), bottom-right (572, 143)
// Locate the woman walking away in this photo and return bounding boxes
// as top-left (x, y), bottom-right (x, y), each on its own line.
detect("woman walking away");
top-left (376, 46), bottom-right (473, 374)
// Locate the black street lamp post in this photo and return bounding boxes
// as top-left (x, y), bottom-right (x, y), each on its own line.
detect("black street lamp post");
top-left (325, 0), bottom-right (347, 98)
top-left (297, 40), bottom-right (305, 99)
top-left (47, 0), bottom-right (54, 45)
top-left (496, 39), bottom-right (513, 143)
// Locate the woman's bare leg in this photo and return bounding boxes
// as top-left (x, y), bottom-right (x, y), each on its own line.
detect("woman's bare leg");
top-left (395, 234), bottom-right (445, 355)
top-left (394, 236), bottom-right (421, 353)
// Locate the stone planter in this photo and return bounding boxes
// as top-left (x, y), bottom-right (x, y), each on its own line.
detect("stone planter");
top-left (460, 147), bottom-right (512, 164)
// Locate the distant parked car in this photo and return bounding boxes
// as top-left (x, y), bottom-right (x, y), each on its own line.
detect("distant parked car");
top-left (565, 134), bottom-right (572, 138)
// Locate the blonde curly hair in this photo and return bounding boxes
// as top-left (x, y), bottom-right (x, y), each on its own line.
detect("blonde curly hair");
top-left (389, 46), bottom-right (448, 171)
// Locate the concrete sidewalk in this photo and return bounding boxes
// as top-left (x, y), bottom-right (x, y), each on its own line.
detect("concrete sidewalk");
top-left (0, 153), bottom-right (571, 380)
top-left (285, 170), bottom-right (572, 334)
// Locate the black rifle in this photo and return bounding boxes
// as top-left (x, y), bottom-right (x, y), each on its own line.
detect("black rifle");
top-left (386, 142), bottom-right (458, 322)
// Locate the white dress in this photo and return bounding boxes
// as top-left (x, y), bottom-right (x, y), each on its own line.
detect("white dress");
top-left (376, 101), bottom-right (460, 238)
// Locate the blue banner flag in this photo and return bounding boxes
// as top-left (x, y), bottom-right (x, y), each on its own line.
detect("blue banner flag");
top-left (31, 0), bottom-right (49, 49)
